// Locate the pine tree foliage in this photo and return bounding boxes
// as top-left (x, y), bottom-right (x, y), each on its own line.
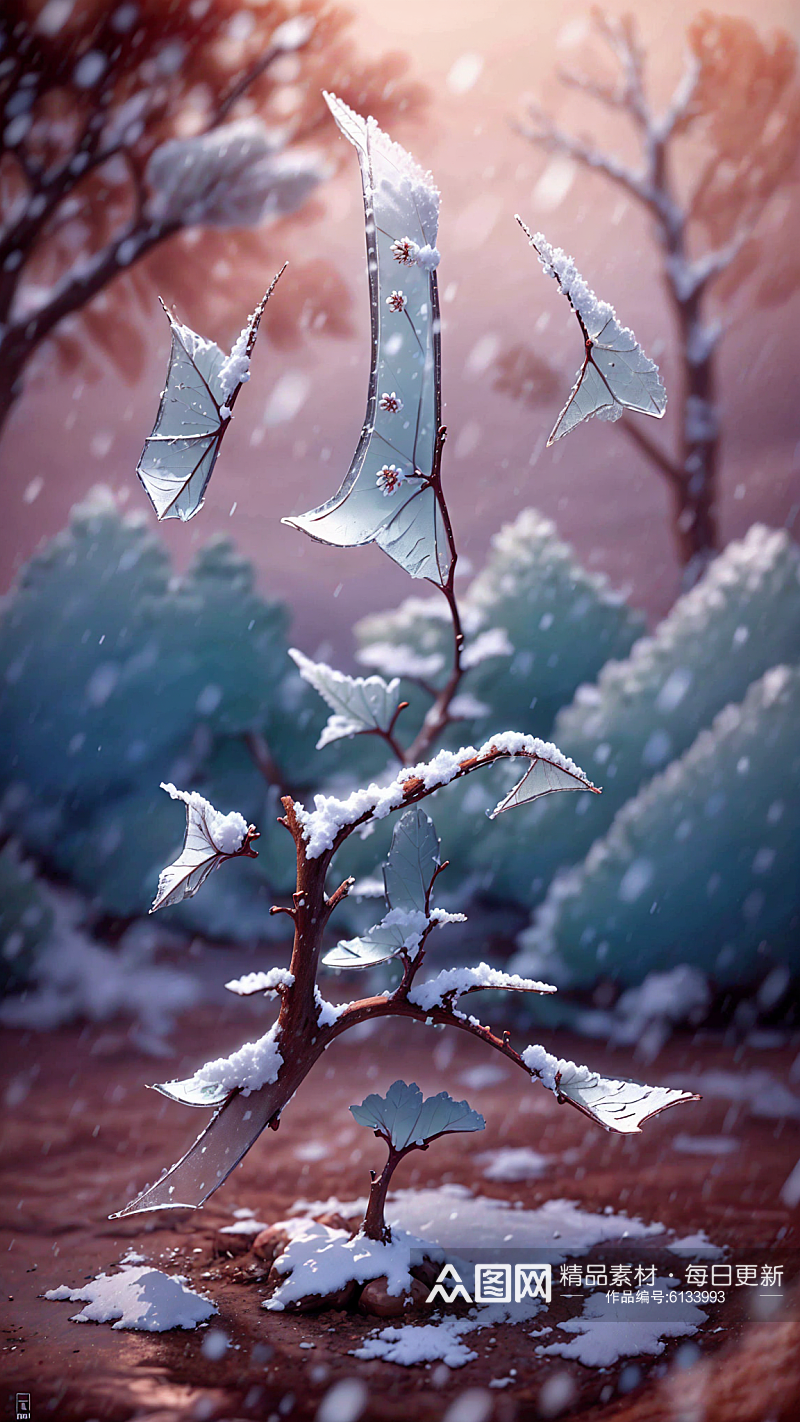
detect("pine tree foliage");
top-left (513, 664), bottom-right (800, 988)
top-left (470, 525), bottom-right (800, 908)
top-left (0, 489), bottom-right (319, 929)
top-left (354, 508), bottom-right (643, 744)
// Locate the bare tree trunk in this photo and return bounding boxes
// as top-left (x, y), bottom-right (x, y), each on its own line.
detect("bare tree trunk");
top-left (671, 290), bottom-right (720, 584)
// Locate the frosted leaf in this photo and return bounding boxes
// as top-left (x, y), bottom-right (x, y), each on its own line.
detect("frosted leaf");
top-left (289, 648), bottom-right (401, 749)
top-left (517, 219), bottom-right (666, 445)
top-left (150, 1077), bottom-right (231, 1108)
top-left (383, 805), bottom-right (441, 914)
top-left (555, 1072), bottom-right (698, 1135)
top-left (322, 807), bottom-right (446, 969)
top-left (322, 907), bottom-right (429, 970)
top-left (138, 269), bottom-right (284, 520)
top-left (350, 1079), bottom-right (484, 1150)
top-left (149, 782), bottom-right (254, 913)
top-left (283, 95), bottom-right (450, 585)
top-left (489, 753), bottom-right (599, 818)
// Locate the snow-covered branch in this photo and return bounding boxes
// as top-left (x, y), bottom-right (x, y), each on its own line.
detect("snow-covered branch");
top-left (293, 732), bottom-right (598, 858)
top-left (518, 107), bottom-right (651, 205)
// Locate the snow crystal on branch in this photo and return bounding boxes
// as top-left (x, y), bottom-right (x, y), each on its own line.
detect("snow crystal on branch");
top-left (528, 230), bottom-right (619, 343)
top-left (161, 783), bottom-right (247, 852)
top-left (225, 968), bottom-right (295, 997)
top-left (294, 732), bottom-right (594, 858)
top-left (323, 92), bottom-right (440, 246)
top-left (217, 321), bottom-right (252, 402)
top-left (408, 964), bottom-right (557, 1011)
top-left (183, 1022), bottom-right (283, 1096)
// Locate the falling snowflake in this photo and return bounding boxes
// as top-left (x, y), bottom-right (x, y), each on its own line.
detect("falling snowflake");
top-left (379, 392), bottom-right (403, 414)
top-left (376, 463), bottom-right (409, 495)
top-left (386, 290), bottom-right (407, 312)
top-left (390, 237), bottom-right (419, 266)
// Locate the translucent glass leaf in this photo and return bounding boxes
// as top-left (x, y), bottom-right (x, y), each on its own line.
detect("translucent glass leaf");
top-left (350, 1079), bottom-right (484, 1149)
top-left (151, 1078), bottom-right (230, 1108)
top-left (150, 782), bottom-right (251, 913)
top-left (322, 807), bottom-right (443, 968)
top-left (383, 805), bottom-right (441, 914)
top-left (517, 219), bottom-right (666, 446)
top-left (557, 1072), bottom-right (698, 1134)
top-left (282, 94), bottom-right (450, 585)
top-left (322, 909), bottom-right (427, 970)
top-left (288, 648), bottom-right (401, 748)
top-left (111, 1081), bottom-right (292, 1215)
top-left (489, 754), bottom-right (599, 818)
top-left (137, 269), bottom-right (283, 521)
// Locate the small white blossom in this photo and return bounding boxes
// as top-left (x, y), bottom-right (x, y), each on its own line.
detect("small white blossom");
top-left (376, 463), bottom-right (409, 495)
top-left (379, 392), bottom-right (403, 414)
top-left (386, 290), bottom-right (407, 312)
top-left (391, 236), bottom-right (419, 266)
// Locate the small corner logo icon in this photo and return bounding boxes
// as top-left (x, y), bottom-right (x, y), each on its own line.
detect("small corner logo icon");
top-left (426, 1263), bottom-right (473, 1304)
top-left (16, 1395), bottom-right (31, 1421)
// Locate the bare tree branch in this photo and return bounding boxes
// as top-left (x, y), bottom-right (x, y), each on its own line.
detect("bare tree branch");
top-left (618, 417), bottom-right (683, 487)
top-left (516, 109), bottom-right (651, 204)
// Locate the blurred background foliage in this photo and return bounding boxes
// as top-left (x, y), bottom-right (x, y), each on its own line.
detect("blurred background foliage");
top-left (1, 1), bottom-right (798, 1037)
top-left (1, 493), bottom-right (797, 1020)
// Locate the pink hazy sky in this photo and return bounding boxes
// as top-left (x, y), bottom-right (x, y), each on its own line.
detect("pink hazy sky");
top-left (1, 0), bottom-right (798, 655)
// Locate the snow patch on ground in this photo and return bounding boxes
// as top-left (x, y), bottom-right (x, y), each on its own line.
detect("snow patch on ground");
top-left (477, 1147), bottom-right (549, 1181)
top-left (667, 1232), bottom-right (724, 1259)
top-left (537, 1279), bottom-right (705, 1367)
top-left (354, 1316), bottom-right (480, 1368)
top-left (264, 1217), bottom-right (444, 1311)
top-left (44, 1266), bottom-right (216, 1331)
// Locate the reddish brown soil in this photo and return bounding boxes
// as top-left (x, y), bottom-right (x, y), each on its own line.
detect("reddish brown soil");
top-left (1, 1005), bottom-right (799, 1421)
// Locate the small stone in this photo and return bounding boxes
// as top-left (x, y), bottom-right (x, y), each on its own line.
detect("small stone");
top-left (358, 1275), bottom-right (428, 1318)
top-left (410, 1256), bottom-right (441, 1288)
top-left (266, 1267), bottom-right (358, 1313)
top-left (313, 1212), bottom-right (352, 1234)
top-left (253, 1225), bottom-right (293, 1264)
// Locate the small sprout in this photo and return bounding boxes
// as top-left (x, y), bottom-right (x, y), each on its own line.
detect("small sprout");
top-left (351, 1080), bottom-right (484, 1240)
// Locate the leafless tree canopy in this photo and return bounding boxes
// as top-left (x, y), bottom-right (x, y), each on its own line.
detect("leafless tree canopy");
top-left (0, 0), bottom-right (426, 423)
top-left (517, 9), bottom-right (800, 582)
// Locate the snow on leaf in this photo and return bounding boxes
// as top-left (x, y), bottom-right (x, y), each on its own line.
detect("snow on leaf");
top-left (289, 647), bottom-right (401, 748)
top-left (517, 219), bottom-right (667, 445)
top-left (408, 964), bottom-right (557, 1011)
top-left (137, 268), bottom-right (284, 521)
top-left (322, 807), bottom-right (445, 969)
top-left (282, 94), bottom-right (449, 584)
top-left (350, 1079), bottom-right (484, 1150)
top-left (522, 1044), bottom-right (697, 1133)
top-left (297, 731), bottom-right (597, 858)
top-left (555, 1073), bottom-right (698, 1134)
top-left (322, 908), bottom-right (429, 971)
top-left (149, 783), bottom-right (254, 913)
top-left (489, 754), bottom-right (600, 818)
